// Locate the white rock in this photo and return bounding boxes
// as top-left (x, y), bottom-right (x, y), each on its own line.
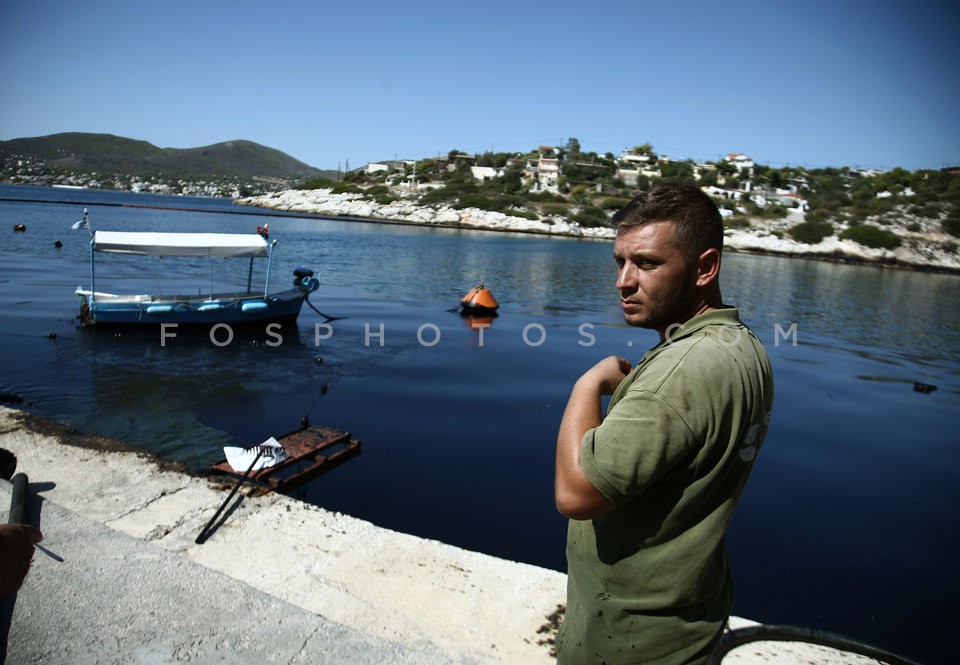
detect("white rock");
top-left (236, 190), bottom-right (957, 270)
top-left (435, 209), bottom-right (460, 224)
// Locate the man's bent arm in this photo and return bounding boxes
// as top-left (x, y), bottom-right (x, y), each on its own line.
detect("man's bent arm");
top-left (555, 356), bottom-right (629, 520)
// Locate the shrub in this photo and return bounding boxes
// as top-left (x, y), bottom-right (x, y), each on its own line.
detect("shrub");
top-left (910, 203), bottom-right (940, 219)
top-left (330, 182), bottom-right (362, 194)
top-left (507, 209), bottom-right (540, 221)
top-left (840, 225), bottom-right (901, 249)
top-left (419, 187), bottom-right (457, 205)
top-left (804, 208), bottom-right (831, 224)
top-left (844, 207), bottom-right (870, 225)
top-left (601, 197), bottom-right (631, 210)
top-left (851, 195), bottom-right (895, 218)
top-left (296, 177), bottom-right (335, 190)
top-left (748, 203), bottom-right (788, 219)
top-left (528, 191), bottom-right (566, 203)
top-left (570, 206), bottom-right (610, 228)
top-left (455, 194), bottom-right (503, 212)
top-left (724, 216), bottom-right (752, 229)
top-left (364, 185), bottom-right (390, 198)
top-left (942, 216), bottom-right (960, 238)
top-left (541, 203), bottom-right (568, 217)
top-left (788, 220), bottom-right (834, 244)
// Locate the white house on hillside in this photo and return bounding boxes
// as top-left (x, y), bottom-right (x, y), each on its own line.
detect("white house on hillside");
top-left (364, 160), bottom-right (415, 175)
top-left (523, 146), bottom-right (560, 193)
top-left (470, 165), bottom-right (502, 182)
top-left (725, 153), bottom-right (754, 173)
top-left (619, 149), bottom-right (651, 164)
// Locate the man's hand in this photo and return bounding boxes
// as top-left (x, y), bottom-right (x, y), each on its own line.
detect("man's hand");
top-left (581, 355), bottom-right (633, 396)
top-left (0, 523), bottom-right (43, 594)
top-left (555, 356), bottom-right (633, 520)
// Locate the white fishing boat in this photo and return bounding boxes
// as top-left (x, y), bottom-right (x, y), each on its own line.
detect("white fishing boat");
top-left (75, 229), bottom-right (320, 326)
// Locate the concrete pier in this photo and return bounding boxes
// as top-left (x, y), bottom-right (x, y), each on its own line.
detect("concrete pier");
top-left (0, 406), bottom-right (892, 664)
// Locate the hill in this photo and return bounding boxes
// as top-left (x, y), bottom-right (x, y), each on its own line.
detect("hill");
top-left (0, 132), bottom-right (336, 185)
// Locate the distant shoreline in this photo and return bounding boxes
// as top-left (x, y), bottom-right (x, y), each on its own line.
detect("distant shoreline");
top-left (4, 184), bottom-right (957, 274)
top-left (237, 189), bottom-right (960, 275)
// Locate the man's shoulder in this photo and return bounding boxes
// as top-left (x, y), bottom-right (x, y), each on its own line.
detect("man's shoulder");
top-left (636, 317), bottom-right (767, 391)
top-left (665, 309), bottom-right (765, 358)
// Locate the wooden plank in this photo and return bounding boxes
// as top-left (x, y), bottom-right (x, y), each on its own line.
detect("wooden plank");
top-left (206, 424), bottom-right (361, 493)
top-left (270, 440), bottom-right (361, 493)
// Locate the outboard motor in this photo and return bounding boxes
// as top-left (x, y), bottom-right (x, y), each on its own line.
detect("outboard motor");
top-left (293, 266), bottom-right (314, 286)
top-left (293, 266), bottom-right (320, 293)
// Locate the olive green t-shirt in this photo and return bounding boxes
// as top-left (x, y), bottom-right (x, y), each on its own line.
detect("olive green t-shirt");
top-left (558, 308), bottom-right (773, 665)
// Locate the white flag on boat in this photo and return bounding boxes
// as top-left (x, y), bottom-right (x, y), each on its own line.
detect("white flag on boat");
top-left (71, 209), bottom-right (89, 230)
top-left (223, 436), bottom-right (288, 473)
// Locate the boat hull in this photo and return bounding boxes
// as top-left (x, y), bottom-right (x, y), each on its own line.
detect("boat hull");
top-left (78, 287), bottom-right (311, 327)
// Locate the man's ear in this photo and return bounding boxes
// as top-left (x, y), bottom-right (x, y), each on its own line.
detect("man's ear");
top-left (695, 248), bottom-right (721, 287)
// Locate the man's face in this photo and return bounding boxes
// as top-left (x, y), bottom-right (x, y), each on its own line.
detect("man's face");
top-left (613, 221), bottom-right (697, 335)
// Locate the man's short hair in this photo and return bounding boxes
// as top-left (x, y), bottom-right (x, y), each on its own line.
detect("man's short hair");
top-left (612, 184), bottom-right (724, 267)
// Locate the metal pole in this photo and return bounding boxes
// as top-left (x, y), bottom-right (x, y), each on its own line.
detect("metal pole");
top-left (263, 239), bottom-right (276, 298)
top-left (89, 236), bottom-right (96, 304)
top-left (195, 449), bottom-right (263, 544)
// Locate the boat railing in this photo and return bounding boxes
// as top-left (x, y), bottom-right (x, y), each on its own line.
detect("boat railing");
top-left (76, 289), bottom-right (150, 302)
top-left (77, 288), bottom-right (298, 305)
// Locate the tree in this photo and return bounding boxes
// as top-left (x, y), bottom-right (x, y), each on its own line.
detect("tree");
top-left (768, 168), bottom-right (787, 190)
top-left (632, 143), bottom-right (656, 158)
top-left (565, 137), bottom-right (581, 156)
top-left (698, 169), bottom-right (718, 187)
top-left (660, 160), bottom-right (695, 185)
top-left (715, 160), bottom-right (738, 177)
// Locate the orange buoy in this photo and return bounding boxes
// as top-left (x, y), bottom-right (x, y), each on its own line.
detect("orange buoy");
top-left (460, 283), bottom-right (499, 314)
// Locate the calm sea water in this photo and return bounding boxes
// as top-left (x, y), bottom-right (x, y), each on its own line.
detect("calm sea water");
top-left (1, 184), bottom-right (957, 663)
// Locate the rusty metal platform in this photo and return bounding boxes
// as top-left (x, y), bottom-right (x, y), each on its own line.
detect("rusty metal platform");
top-left (207, 424), bottom-right (361, 494)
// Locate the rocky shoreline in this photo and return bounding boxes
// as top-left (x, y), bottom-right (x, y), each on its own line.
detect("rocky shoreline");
top-left (237, 188), bottom-right (613, 239)
top-left (236, 188), bottom-right (960, 274)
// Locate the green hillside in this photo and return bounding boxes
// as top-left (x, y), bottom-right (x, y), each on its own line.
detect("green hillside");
top-left (0, 132), bottom-right (334, 183)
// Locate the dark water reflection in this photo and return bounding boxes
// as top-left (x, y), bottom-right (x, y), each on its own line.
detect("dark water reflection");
top-left (726, 251), bottom-right (958, 362)
top-left (1, 185), bottom-right (958, 663)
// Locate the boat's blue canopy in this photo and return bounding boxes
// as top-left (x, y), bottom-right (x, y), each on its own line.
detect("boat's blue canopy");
top-left (92, 231), bottom-right (269, 258)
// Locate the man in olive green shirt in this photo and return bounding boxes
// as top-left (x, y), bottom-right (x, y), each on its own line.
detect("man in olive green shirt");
top-left (555, 184), bottom-right (773, 664)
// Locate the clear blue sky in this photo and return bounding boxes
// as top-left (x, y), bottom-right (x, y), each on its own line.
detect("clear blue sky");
top-left (2, 0), bottom-right (957, 172)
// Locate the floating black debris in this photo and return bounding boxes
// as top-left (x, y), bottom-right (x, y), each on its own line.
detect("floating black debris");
top-left (913, 382), bottom-right (937, 394)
